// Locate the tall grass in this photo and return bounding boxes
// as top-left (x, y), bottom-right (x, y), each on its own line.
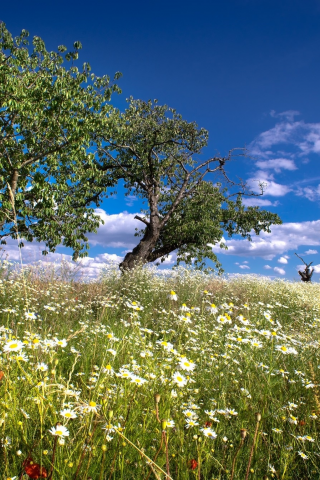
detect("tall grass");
top-left (0, 260), bottom-right (319, 479)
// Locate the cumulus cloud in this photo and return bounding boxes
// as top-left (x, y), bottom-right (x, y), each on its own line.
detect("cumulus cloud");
top-left (239, 265), bottom-right (250, 269)
top-left (304, 249), bottom-right (318, 255)
top-left (264, 265), bottom-right (272, 269)
top-left (0, 240), bottom-right (124, 280)
top-left (246, 175), bottom-right (291, 197)
top-left (86, 210), bottom-right (142, 248)
top-left (278, 256), bottom-right (288, 264)
top-left (274, 267), bottom-right (285, 275)
top-left (209, 220), bottom-right (320, 260)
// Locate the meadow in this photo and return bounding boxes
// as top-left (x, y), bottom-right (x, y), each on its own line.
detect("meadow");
top-left (0, 259), bottom-right (320, 479)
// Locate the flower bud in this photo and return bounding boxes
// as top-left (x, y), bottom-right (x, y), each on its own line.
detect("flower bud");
top-left (161, 419), bottom-right (167, 430)
top-left (108, 410), bottom-right (113, 420)
top-left (154, 393), bottom-right (161, 404)
top-left (256, 413), bottom-right (262, 422)
top-left (240, 428), bottom-right (247, 439)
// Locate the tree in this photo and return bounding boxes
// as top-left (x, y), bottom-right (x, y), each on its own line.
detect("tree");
top-left (95, 97), bottom-right (282, 272)
top-left (295, 253), bottom-right (314, 282)
top-left (0, 23), bottom-right (122, 260)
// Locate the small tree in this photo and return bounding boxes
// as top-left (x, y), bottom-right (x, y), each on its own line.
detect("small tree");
top-left (96, 98), bottom-right (282, 272)
top-left (0, 23), bottom-right (122, 260)
top-left (295, 253), bottom-right (314, 282)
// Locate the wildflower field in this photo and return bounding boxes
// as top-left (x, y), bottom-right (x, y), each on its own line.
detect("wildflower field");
top-left (0, 260), bottom-right (320, 480)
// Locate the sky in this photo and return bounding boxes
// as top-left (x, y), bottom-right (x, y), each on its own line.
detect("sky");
top-left (1, 0), bottom-right (320, 281)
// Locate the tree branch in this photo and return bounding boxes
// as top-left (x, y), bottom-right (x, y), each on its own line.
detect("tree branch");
top-left (134, 215), bottom-right (150, 226)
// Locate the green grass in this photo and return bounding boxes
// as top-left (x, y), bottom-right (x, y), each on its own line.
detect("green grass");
top-left (0, 259), bottom-right (320, 479)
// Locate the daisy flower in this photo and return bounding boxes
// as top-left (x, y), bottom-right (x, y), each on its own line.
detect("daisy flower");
top-left (185, 419), bottom-right (199, 428)
top-left (55, 339), bottom-right (67, 348)
top-left (183, 409), bottom-right (198, 419)
top-left (49, 425), bottom-right (69, 438)
top-left (207, 304), bottom-right (218, 314)
top-left (37, 363), bottom-right (48, 372)
top-left (276, 345), bottom-right (298, 355)
top-left (226, 408), bottom-right (238, 416)
top-left (157, 340), bottom-right (174, 351)
top-left (3, 340), bottom-right (24, 353)
top-left (180, 304), bottom-right (190, 311)
top-left (82, 401), bottom-right (101, 414)
top-left (303, 435), bottom-right (315, 442)
top-left (130, 375), bottom-right (148, 385)
top-left (298, 451), bottom-right (308, 460)
top-left (14, 352), bottom-right (28, 362)
top-left (168, 291), bottom-right (178, 301)
top-left (166, 420), bottom-right (175, 428)
top-left (60, 409), bottom-right (77, 419)
top-left (200, 427), bottom-right (217, 439)
top-left (172, 371), bottom-right (187, 387)
top-left (179, 359), bottom-right (196, 371)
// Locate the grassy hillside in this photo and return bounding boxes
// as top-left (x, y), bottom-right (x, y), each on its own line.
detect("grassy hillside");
top-left (0, 261), bottom-right (319, 479)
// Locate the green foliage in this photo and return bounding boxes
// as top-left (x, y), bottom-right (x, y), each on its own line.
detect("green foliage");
top-left (97, 97), bottom-right (282, 271)
top-left (0, 23), bottom-right (122, 259)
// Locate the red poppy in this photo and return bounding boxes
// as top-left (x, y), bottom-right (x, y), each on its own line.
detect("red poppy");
top-left (23, 457), bottom-right (48, 479)
top-left (205, 421), bottom-right (212, 427)
top-left (188, 459), bottom-right (198, 470)
top-left (299, 420), bottom-right (306, 426)
top-left (0, 371), bottom-right (4, 381)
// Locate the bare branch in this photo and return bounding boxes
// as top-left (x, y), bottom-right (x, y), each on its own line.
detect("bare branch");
top-left (134, 215), bottom-right (150, 226)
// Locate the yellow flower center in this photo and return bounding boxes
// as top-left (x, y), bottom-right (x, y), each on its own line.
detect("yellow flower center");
top-left (9, 343), bottom-right (18, 349)
top-left (89, 401), bottom-right (96, 407)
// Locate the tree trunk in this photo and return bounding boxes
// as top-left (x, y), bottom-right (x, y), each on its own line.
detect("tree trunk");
top-left (119, 223), bottom-right (161, 271)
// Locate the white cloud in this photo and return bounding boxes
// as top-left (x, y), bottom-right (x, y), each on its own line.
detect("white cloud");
top-left (246, 176), bottom-right (291, 196)
top-left (242, 198), bottom-right (279, 207)
top-left (312, 264), bottom-right (320, 273)
top-left (274, 267), bottom-right (285, 275)
top-left (270, 110), bottom-right (300, 122)
top-left (278, 257), bottom-right (288, 264)
top-left (209, 220), bottom-right (320, 260)
top-left (248, 120), bottom-right (320, 158)
top-left (239, 265), bottom-right (250, 269)
top-left (255, 158), bottom-right (297, 173)
top-left (0, 239), bottom-right (124, 280)
top-left (295, 184), bottom-right (320, 202)
top-left (264, 265), bottom-right (272, 269)
top-left (87, 210), bottom-right (143, 248)
top-left (304, 249), bottom-right (318, 255)
top-left (125, 195), bottom-right (138, 207)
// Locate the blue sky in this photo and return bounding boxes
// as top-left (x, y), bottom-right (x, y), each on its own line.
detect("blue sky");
top-left (2, 0), bottom-right (320, 281)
